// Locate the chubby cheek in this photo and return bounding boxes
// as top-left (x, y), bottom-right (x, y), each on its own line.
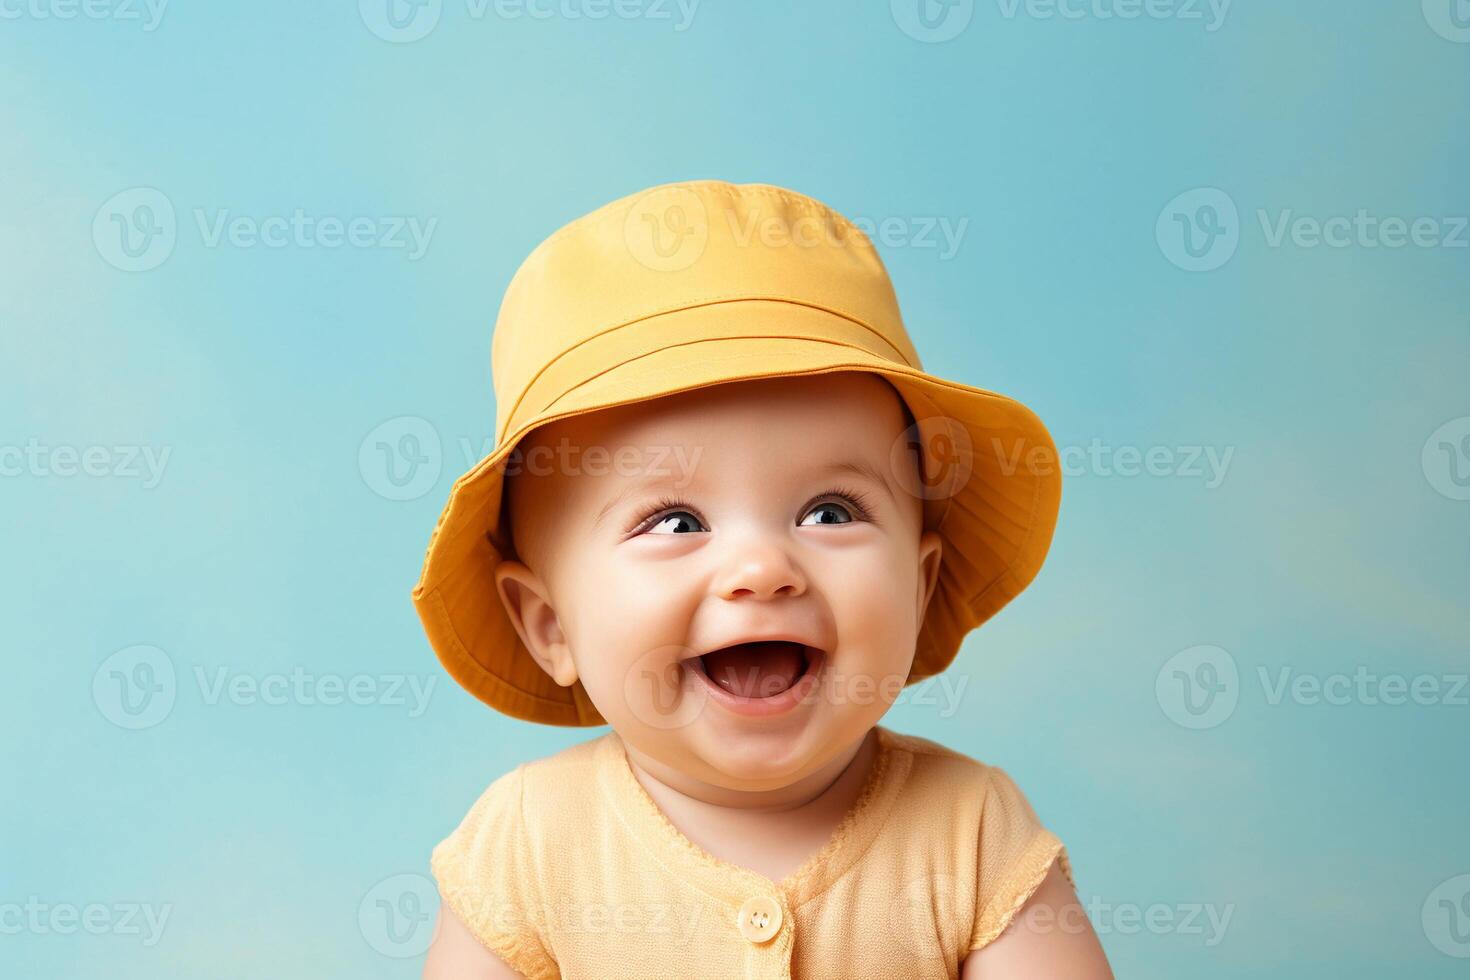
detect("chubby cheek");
top-left (813, 540), bottom-right (923, 704)
top-left (560, 553), bottom-right (702, 728)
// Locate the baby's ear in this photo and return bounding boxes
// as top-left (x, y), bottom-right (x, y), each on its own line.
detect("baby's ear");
top-left (916, 530), bottom-right (943, 624)
top-left (493, 561), bottom-right (579, 687)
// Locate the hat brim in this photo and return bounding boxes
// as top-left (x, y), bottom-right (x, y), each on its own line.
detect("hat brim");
top-left (412, 311), bottom-right (1061, 726)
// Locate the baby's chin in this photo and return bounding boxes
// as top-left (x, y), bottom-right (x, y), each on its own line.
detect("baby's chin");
top-left (676, 710), bottom-right (878, 792)
top-left (695, 729), bottom-right (825, 786)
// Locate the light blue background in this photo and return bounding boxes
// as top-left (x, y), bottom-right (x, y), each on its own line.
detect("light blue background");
top-left (3, 2), bottom-right (1467, 977)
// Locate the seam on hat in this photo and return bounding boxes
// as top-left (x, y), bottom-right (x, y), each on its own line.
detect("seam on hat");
top-left (536, 335), bottom-right (894, 417)
top-left (500, 297), bottom-right (914, 438)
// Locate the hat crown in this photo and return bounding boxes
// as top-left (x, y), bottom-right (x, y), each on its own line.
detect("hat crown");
top-left (490, 180), bottom-right (921, 443)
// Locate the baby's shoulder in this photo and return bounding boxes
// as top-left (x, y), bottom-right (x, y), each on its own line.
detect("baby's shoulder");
top-left (516, 731), bottom-right (606, 781)
top-left (879, 727), bottom-right (1035, 814)
top-left (434, 735), bottom-right (611, 877)
top-left (883, 726), bottom-right (998, 780)
top-left (470, 733), bottom-right (608, 811)
top-left (517, 734), bottom-right (610, 819)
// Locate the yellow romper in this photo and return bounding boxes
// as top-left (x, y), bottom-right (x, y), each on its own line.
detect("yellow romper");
top-left (431, 725), bottom-right (1071, 980)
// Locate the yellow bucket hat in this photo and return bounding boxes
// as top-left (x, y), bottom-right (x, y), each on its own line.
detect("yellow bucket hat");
top-left (412, 180), bottom-right (1061, 726)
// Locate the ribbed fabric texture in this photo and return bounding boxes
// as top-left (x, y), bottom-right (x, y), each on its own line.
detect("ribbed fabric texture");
top-left (431, 726), bottom-right (1070, 979)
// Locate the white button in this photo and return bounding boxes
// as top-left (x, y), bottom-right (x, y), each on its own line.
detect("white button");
top-left (736, 895), bottom-right (782, 944)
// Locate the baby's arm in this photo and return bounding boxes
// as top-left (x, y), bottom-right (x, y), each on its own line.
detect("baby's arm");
top-left (959, 859), bottom-right (1113, 979)
top-left (423, 902), bottom-right (525, 980)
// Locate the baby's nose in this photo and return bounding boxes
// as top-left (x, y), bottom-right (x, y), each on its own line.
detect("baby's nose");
top-left (712, 538), bottom-right (807, 601)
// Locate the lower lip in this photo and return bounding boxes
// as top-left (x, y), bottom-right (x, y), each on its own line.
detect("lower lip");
top-left (685, 648), bottom-right (826, 718)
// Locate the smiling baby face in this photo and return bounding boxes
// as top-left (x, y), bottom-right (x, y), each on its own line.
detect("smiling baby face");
top-left (494, 372), bottom-right (943, 791)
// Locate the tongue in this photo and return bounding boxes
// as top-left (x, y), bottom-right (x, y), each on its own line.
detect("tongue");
top-left (701, 641), bottom-right (806, 699)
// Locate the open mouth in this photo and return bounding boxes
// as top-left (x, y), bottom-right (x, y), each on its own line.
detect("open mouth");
top-left (688, 641), bottom-right (824, 701)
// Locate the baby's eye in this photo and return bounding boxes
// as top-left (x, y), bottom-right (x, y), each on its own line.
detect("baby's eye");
top-left (645, 510), bottom-right (707, 535)
top-left (799, 501), bottom-right (854, 526)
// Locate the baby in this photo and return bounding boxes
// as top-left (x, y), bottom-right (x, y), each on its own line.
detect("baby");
top-left (414, 181), bottom-right (1112, 979)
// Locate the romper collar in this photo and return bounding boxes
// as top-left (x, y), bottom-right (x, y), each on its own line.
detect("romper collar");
top-left (595, 726), bottom-right (913, 913)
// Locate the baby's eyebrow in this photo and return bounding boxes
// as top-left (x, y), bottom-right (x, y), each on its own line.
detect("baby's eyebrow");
top-left (820, 458), bottom-right (893, 494)
top-left (591, 473), bottom-right (676, 531)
